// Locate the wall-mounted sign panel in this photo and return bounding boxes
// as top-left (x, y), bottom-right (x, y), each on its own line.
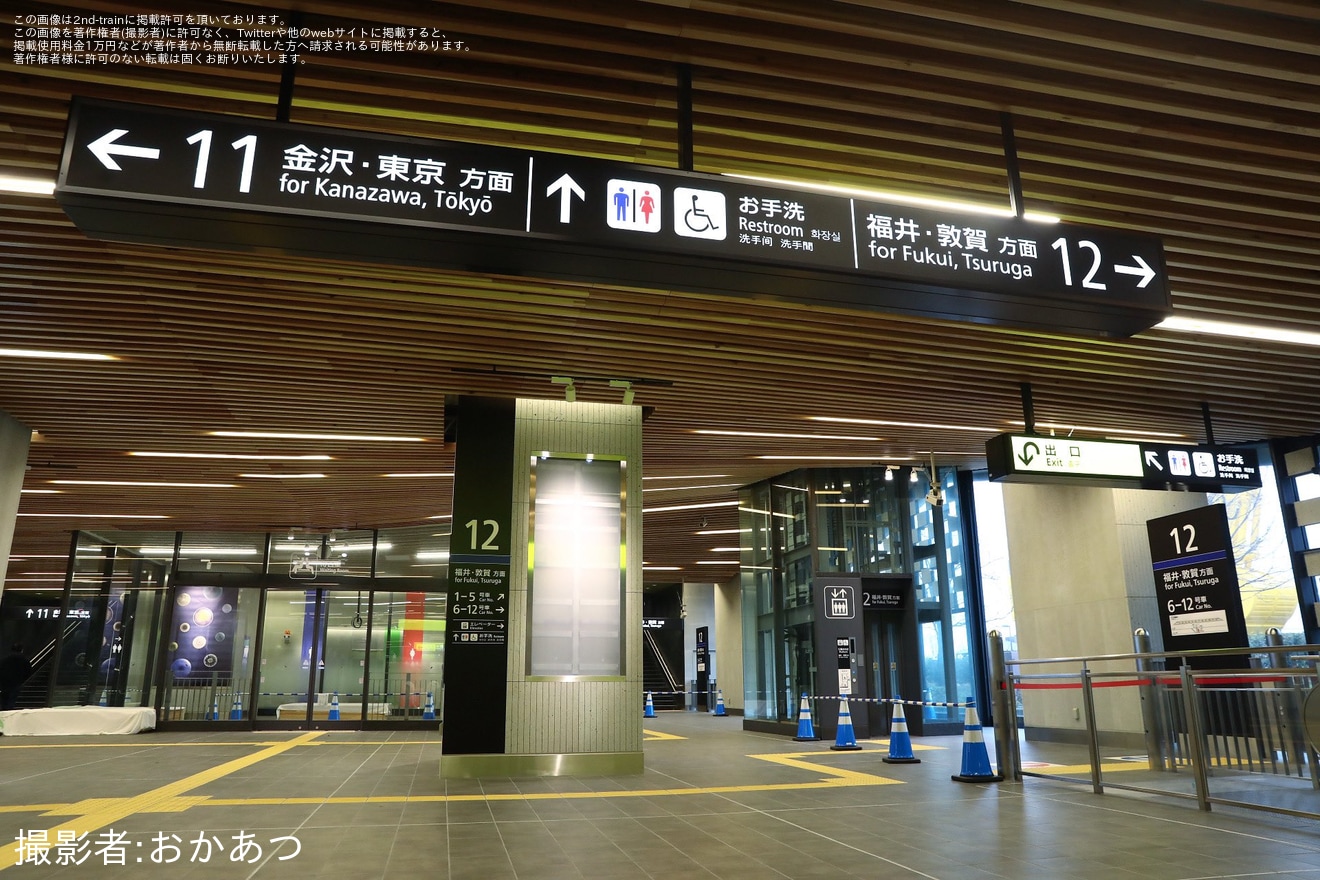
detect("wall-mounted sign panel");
top-left (986, 433), bottom-right (1144, 485)
top-left (1146, 504), bottom-right (1249, 668)
top-left (1139, 443), bottom-right (1261, 491)
top-left (57, 98), bottom-right (1170, 337)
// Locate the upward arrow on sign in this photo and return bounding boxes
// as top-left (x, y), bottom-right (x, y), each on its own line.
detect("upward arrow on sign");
top-left (546, 173), bottom-right (585, 223)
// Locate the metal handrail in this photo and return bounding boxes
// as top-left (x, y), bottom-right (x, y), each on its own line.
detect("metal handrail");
top-left (642, 627), bottom-right (681, 695)
top-left (988, 631), bottom-right (1320, 821)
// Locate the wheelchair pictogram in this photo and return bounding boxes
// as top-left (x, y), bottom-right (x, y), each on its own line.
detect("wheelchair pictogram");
top-left (674, 187), bottom-right (726, 240)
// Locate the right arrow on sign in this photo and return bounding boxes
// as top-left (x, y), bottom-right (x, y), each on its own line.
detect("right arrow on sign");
top-left (1114, 255), bottom-right (1155, 288)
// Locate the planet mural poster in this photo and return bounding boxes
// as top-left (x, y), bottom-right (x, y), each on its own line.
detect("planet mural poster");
top-left (168, 586), bottom-right (239, 679)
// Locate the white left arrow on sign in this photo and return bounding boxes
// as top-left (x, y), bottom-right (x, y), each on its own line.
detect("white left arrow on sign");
top-left (1114, 255), bottom-right (1156, 288)
top-left (546, 173), bottom-right (585, 224)
top-left (87, 129), bottom-right (161, 171)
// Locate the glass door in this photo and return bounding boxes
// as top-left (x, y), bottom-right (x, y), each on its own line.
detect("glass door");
top-left (366, 590), bottom-right (445, 723)
top-left (865, 613), bottom-right (902, 735)
top-left (256, 588), bottom-right (322, 724)
top-left (254, 588), bottom-right (384, 725)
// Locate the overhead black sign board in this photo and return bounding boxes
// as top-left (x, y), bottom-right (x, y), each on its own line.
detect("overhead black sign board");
top-left (988, 433), bottom-right (1261, 492)
top-left (1139, 443), bottom-right (1261, 491)
top-left (1146, 504), bottom-right (1249, 668)
top-left (57, 98), bottom-right (1170, 337)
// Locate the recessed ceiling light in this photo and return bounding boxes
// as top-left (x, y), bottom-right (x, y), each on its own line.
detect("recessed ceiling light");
top-left (210, 431), bottom-right (426, 441)
top-left (20, 489), bottom-right (60, 494)
top-left (272, 542), bottom-right (388, 552)
top-left (0, 347), bottom-right (116, 361)
top-left (642, 565), bottom-right (682, 571)
top-left (427, 514), bottom-right (453, 520)
top-left (1156, 315), bottom-right (1320, 347)
top-left (129, 452), bottom-right (333, 460)
top-left (17, 513), bottom-right (169, 518)
top-left (382, 472), bottom-right (454, 477)
top-left (1007, 421), bottom-right (1186, 439)
top-left (238, 473), bottom-right (325, 479)
top-left (642, 500), bottom-right (740, 514)
top-left (693, 430), bottom-right (881, 441)
top-left (50, 480), bottom-right (236, 488)
top-left (0, 175), bottom-right (55, 195)
top-left (755, 455), bottom-right (911, 461)
top-left (643, 483), bottom-right (743, 493)
top-left (643, 474), bottom-right (731, 481)
top-left (415, 551), bottom-right (451, 560)
top-left (695, 560), bottom-right (741, 565)
top-left (694, 528), bottom-right (750, 535)
top-left (138, 547), bottom-right (260, 557)
top-left (809, 416), bottom-right (995, 432)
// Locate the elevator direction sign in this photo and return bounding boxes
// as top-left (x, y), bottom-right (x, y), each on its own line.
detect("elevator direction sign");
top-left (57, 98), bottom-right (1170, 337)
top-left (987, 433), bottom-right (1144, 485)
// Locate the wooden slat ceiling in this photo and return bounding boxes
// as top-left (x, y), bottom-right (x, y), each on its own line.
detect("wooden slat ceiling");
top-left (3, 0), bottom-right (1319, 583)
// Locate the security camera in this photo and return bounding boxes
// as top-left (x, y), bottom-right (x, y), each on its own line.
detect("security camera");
top-left (925, 487), bottom-right (944, 507)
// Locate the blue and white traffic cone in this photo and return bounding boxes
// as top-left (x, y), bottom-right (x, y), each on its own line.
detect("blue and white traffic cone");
top-left (793, 693), bottom-right (820, 741)
top-left (229, 693), bottom-right (243, 721)
top-left (952, 700), bottom-right (1003, 783)
top-left (711, 690), bottom-right (727, 716)
top-left (327, 691), bottom-right (340, 721)
top-left (422, 691), bottom-right (436, 721)
top-left (830, 698), bottom-right (863, 751)
top-left (209, 696), bottom-right (220, 721)
top-left (644, 692), bottom-right (656, 718)
top-left (882, 698), bottom-right (920, 764)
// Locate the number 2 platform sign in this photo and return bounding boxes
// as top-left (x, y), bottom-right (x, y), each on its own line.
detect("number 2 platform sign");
top-left (1146, 504), bottom-right (1249, 666)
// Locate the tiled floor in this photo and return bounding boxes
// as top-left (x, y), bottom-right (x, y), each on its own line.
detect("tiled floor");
top-left (0, 711), bottom-right (1317, 879)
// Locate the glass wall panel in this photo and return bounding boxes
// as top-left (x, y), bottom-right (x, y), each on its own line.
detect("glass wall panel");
top-left (740, 483), bottom-right (776, 720)
top-left (740, 466), bottom-right (979, 728)
top-left (528, 456), bottom-right (625, 677)
top-left (163, 583), bottom-right (260, 720)
top-left (814, 468), bottom-right (900, 573)
top-left (51, 535), bottom-right (169, 709)
top-left (1207, 448), bottom-right (1303, 643)
top-left (318, 590), bottom-right (371, 717)
top-left (270, 530), bottom-right (375, 579)
top-left (367, 590), bottom-right (446, 719)
top-left (257, 588), bottom-right (317, 719)
top-left (377, 523), bottom-right (451, 579)
top-left (175, 532), bottom-right (269, 577)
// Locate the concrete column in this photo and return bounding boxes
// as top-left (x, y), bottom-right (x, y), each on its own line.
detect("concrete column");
top-left (0, 411), bottom-right (33, 599)
top-left (713, 576), bottom-right (743, 711)
top-left (1002, 483), bottom-right (1206, 746)
top-left (682, 582), bottom-right (714, 698)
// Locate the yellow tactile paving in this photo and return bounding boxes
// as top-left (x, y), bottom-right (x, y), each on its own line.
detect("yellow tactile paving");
top-left (0, 737), bottom-right (911, 857)
top-left (0, 731), bottom-right (324, 872)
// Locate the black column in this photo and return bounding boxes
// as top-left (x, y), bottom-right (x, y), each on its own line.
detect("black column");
top-left (440, 397), bottom-right (516, 755)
